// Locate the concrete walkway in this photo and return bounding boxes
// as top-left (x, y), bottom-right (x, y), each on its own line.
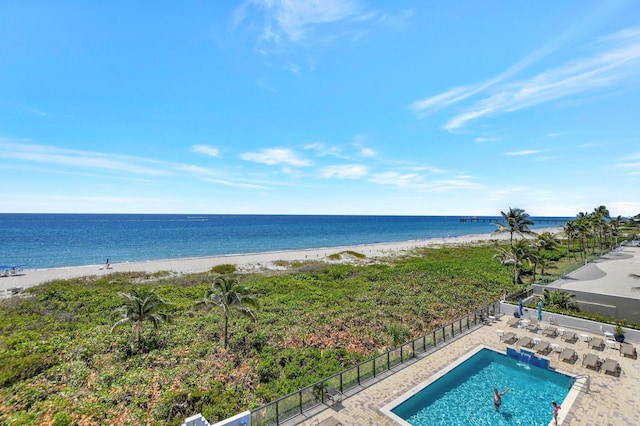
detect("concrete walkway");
top-left (297, 316), bottom-right (640, 426)
top-left (552, 246), bottom-right (640, 299)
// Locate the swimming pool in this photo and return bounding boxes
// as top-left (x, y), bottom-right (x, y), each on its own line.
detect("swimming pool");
top-left (382, 346), bottom-right (577, 426)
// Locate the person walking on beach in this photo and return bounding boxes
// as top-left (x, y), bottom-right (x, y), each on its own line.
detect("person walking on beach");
top-left (493, 388), bottom-right (510, 411)
top-left (552, 401), bottom-right (561, 425)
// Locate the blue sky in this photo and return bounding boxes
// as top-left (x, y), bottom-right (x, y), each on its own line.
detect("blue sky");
top-left (1, 1), bottom-right (639, 216)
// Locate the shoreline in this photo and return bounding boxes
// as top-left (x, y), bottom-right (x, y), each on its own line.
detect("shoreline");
top-left (1, 227), bottom-right (561, 293)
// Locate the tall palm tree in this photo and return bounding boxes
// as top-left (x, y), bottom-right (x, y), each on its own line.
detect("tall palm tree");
top-left (561, 220), bottom-right (578, 262)
top-left (574, 213), bottom-right (591, 263)
top-left (610, 215), bottom-right (624, 248)
top-left (493, 207), bottom-right (536, 249)
top-left (531, 232), bottom-right (560, 281)
top-left (111, 288), bottom-right (171, 351)
top-left (197, 275), bottom-right (258, 349)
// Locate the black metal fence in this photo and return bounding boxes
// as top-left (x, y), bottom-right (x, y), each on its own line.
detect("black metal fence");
top-left (250, 302), bottom-right (501, 426)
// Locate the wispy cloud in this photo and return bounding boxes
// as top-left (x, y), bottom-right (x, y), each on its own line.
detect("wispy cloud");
top-left (22, 105), bottom-right (49, 117)
top-left (241, 147), bottom-right (311, 167)
top-left (369, 170), bottom-right (479, 192)
top-left (475, 137), bottom-right (501, 143)
top-left (411, 26), bottom-right (640, 130)
top-left (203, 178), bottom-right (269, 189)
top-left (320, 164), bottom-right (367, 179)
top-left (351, 135), bottom-right (376, 157)
top-left (235, 0), bottom-right (371, 45)
top-left (505, 150), bottom-right (542, 156)
top-left (191, 144), bottom-right (222, 158)
top-left (0, 139), bottom-right (172, 176)
top-left (0, 139), bottom-right (280, 190)
top-left (304, 142), bottom-right (343, 157)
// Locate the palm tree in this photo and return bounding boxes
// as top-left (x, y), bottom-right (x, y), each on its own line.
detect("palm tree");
top-left (541, 288), bottom-right (578, 311)
top-left (530, 232), bottom-right (560, 282)
top-left (111, 288), bottom-right (171, 352)
top-left (493, 207), bottom-right (536, 249)
top-left (493, 239), bottom-right (532, 284)
top-left (197, 275), bottom-right (258, 349)
top-left (561, 220), bottom-right (578, 262)
top-left (574, 213), bottom-right (591, 263)
top-left (610, 215), bottom-right (624, 248)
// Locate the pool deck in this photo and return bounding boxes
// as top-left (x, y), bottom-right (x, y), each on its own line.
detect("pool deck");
top-left (297, 317), bottom-right (640, 426)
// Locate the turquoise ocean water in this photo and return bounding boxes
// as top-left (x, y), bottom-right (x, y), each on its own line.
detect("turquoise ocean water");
top-left (0, 214), bottom-right (569, 270)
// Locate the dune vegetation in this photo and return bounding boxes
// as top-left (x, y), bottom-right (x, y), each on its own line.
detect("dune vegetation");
top-left (0, 244), bottom-right (520, 425)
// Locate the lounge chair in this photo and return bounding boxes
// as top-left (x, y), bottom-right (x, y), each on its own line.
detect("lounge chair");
top-left (602, 358), bottom-right (621, 376)
top-left (562, 331), bottom-right (577, 343)
top-left (534, 340), bottom-right (551, 355)
top-left (582, 353), bottom-right (602, 371)
top-left (500, 332), bottom-right (517, 344)
top-left (559, 348), bottom-right (578, 363)
top-left (517, 336), bottom-right (534, 348)
top-left (620, 343), bottom-right (637, 359)
top-left (544, 326), bottom-right (558, 337)
top-left (315, 416), bottom-right (343, 426)
top-left (590, 338), bottom-right (605, 351)
top-left (507, 317), bottom-right (520, 328)
top-left (325, 384), bottom-right (344, 406)
top-left (526, 319), bottom-right (539, 333)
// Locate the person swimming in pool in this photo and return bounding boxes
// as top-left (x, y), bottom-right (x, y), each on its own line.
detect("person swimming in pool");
top-left (493, 388), bottom-right (510, 411)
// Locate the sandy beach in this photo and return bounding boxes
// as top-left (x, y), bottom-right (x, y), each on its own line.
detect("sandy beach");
top-left (1, 227), bottom-right (561, 294)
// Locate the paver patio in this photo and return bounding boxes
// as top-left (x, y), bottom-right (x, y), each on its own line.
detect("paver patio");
top-left (297, 316), bottom-right (640, 426)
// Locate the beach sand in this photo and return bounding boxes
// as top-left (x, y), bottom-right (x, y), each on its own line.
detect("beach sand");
top-left (1, 227), bottom-right (561, 294)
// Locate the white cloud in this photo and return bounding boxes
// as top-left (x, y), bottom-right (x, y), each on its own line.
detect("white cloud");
top-left (369, 171), bottom-right (479, 192)
top-left (320, 164), bottom-right (367, 179)
top-left (304, 142), bottom-right (343, 157)
top-left (411, 26), bottom-right (640, 131)
top-left (236, 0), bottom-right (371, 44)
top-left (203, 178), bottom-right (269, 189)
top-left (475, 137), bottom-right (501, 143)
top-left (0, 140), bottom-right (172, 176)
top-left (241, 147), bottom-right (311, 167)
top-left (359, 147), bottom-right (375, 157)
top-left (505, 150), bottom-right (542, 156)
top-left (370, 171), bottom-right (424, 188)
top-left (191, 144), bottom-right (221, 157)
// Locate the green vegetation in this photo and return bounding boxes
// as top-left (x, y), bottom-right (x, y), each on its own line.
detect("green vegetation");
top-left (210, 264), bottom-right (237, 274)
top-left (0, 245), bottom-right (518, 425)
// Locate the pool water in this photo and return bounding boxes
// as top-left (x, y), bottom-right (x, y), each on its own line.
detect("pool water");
top-left (390, 348), bottom-right (571, 425)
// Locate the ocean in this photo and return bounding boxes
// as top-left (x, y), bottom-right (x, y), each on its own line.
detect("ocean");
top-left (0, 214), bottom-right (569, 270)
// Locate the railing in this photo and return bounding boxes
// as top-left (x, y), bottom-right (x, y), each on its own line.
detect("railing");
top-left (250, 302), bottom-right (501, 426)
top-left (569, 374), bottom-right (590, 393)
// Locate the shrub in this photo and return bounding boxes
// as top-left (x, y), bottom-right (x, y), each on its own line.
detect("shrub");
top-left (210, 264), bottom-right (237, 274)
top-left (0, 353), bottom-right (57, 387)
